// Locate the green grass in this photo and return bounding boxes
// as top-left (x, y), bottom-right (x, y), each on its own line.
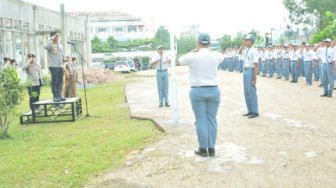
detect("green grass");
top-left (0, 81), bottom-right (162, 187)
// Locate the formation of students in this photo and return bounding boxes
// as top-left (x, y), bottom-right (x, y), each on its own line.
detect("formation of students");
top-left (220, 38), bottom-right (336, 97)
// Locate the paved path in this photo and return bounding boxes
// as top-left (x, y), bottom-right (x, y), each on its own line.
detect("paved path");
top-left (89, 67), bottom-right (336, 187)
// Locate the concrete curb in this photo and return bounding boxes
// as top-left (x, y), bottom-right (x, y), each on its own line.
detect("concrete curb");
top-left (124, 84), bottom-right (166, 133)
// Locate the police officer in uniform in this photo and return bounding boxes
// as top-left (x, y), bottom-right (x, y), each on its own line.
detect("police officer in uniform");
top-left (151, 46), bottom-right (171, 107)
top-left (239, 35), bottom-right (259, 118)
top-left (22, 54), bottom-right (42, 110)
top-left (44, 31), bottom-right (69, 102)
top-left (179, 33), bottom-right (223, 157)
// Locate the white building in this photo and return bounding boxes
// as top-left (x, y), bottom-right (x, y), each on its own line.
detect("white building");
top-left (68, 11), bottom-right (157, 42)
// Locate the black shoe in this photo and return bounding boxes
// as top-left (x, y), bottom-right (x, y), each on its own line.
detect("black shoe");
top-left (248, 113), bottom-right (259, 119)
top-left (159, 103), bottom-right (163, 107)
top-left (243, 113), bottom-right (252, 116)
top-left (53, 98), bottom-right (61, 102)
top-left (261, 75), bottom-right (266, 77)
top-left (293, 81), bottom-right (298, 83)
top-left (59, 97), bottom-right (66, 101)
top-left (327, 95), bottom-right (332, 98)
top-left (334, 88), bottom-right (336, 90)
top-left (320, 94), bottom-right (328, 97)
top-left (195, 148), bottom-right (208, 157)
top-left (165, 103), bottom-right (170, 107)
top-left (290, 80), bottom-right (295, 83)
top-left (208, 148), bottom-right (215, 157)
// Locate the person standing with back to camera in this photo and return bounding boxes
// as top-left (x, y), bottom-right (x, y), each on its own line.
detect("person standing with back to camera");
top-left (179, 33), bottom-right (224, 157)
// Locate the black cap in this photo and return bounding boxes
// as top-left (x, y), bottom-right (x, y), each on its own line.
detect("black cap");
top-left (10, 59), bottom-right (16, 63)
top-left (50, 31), bottom-right (60, 37)
top-left (28, 54), bottom-right (36, 58)
top-left (4, 57), bottom-right (10, 61)
top-left (72, 57), bottom-right (77, 61)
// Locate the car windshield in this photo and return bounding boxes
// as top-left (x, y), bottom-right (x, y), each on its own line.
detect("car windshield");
top-left (128, 61), bottom-right (134, 66)
top-left (92, 63), bottom-right (100, 67)
top-left (116, 61), bottom-right (126, 65)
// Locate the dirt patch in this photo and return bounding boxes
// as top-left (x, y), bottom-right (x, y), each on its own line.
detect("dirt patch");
top-left (78, 68), bottom-right (121, 84)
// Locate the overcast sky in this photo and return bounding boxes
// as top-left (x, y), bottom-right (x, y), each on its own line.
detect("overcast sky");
top-left (23, 0), bottom-right (290, 39)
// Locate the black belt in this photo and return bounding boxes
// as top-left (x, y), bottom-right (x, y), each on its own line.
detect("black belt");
top-left (191, 85), bottom-right (217, 88)
top-left (157, 69), bottom-right (167, 72)
top-left (244, 67), bottom-right (254, 70)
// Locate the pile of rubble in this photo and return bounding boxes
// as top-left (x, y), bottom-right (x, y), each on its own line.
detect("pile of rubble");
top-left (77, 68), bottom-right (121, 84)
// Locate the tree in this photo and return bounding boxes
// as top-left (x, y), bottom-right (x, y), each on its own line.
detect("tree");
top-left (232, 32), bottom-right (246, 48)
top-left (283, 0), bottom-right (336, 31)
top-left (311, 11), bottom-right (336, 44)
top-left (176, 34), bottom-right (197, 57)
top-left (219, 34), bottom-right (232, 50)
top-left (91, 35), bottom-right (103, 53)
top-left (103, 36), bottom-right (119, 52)
top-left (155, 25), bottom-right (170, 49)
top-left (0, 67), bottom-right (25, 136)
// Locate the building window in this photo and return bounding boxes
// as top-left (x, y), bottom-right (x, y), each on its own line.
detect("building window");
top-left (98, 27), bottom-right (108, 33)
top-left (114, 27), bottom-right (123, 32)
top-left (38, 25), bottom-right (44, 31)
top-left (22, 22), bottom-right (29, 31)
top-left (127, 25), bottom-right (137, 33)
top-left (46, 26), bottom-right (51, 31)
top-left (14, 20), bottom-right (21, 30)
top-left (0, 18), bottom-right (3, 27)
top-left (5, 19), bottom-right (12, 28)
top-left (90, 27), bottom-right (93, 33)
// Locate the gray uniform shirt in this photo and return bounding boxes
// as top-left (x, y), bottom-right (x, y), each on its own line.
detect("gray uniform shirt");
top-left (22, 62), bottom-right (42, 86)
top-left (44, 39), bottom-right (65, 68)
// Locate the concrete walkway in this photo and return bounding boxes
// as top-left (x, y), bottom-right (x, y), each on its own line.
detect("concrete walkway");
top-left (89, 67), bottom-right (336, 187)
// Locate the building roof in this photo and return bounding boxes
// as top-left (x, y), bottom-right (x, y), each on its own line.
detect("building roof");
top-left (67, 11), bottom-right (141, 21)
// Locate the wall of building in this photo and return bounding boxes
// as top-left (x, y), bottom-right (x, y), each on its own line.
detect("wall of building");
top-left (0, 0), bottom-right (91, 80)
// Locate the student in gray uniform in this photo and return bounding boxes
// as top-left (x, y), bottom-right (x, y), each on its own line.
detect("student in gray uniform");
top-left (239, 35), bottom-right (259, 118)
top-left (22, 54), bottom-right (42, 110)
top-left (44, 31), bottom-right (69, 102)
top-left (179, 33), bottom-right (223, 157)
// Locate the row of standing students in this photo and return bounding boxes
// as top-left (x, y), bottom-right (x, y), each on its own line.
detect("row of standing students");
top-left (220, 38), bottom-right (336, 97)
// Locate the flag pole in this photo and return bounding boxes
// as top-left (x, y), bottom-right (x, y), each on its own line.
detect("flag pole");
top-left (169, 28), bottom-right (179, 124)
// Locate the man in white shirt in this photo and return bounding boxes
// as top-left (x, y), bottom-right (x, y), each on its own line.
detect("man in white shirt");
top-left (314, 39), bottom-right (335, 97)
top-left (313, 43), bottom-right (321, 82)
top-left (332, 38), bottom-right (336, 83)
top-left (280, 45), bottom-right (290, 81)
top-left (151, 46), bottom-right (171, 107)
top-left (179, 33), bottom-right (223, 157)
top-left (289, 45), bottom-right (301, 83)
top-left (301, 44), bottom-right (315, 85)
top-left (238, 49), bottom-right (245, 73)
top-left (239, 35), bottom-right (259, 119)
top-left (266, 46), bottom-right (274, 78)
top-left (273, 45), bottom-right (282, 79)
top-left (299, 42), bottom-right (307, 78)
top-left (261, 48), bottom-right (267, 77)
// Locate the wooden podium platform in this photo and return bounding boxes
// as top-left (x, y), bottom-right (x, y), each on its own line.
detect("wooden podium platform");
top-left (20, 98), bottom-right (82, 124)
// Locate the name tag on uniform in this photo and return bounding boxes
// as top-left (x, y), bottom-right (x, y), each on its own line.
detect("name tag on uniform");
top-left (53, 47), bottom-right (58, 54)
